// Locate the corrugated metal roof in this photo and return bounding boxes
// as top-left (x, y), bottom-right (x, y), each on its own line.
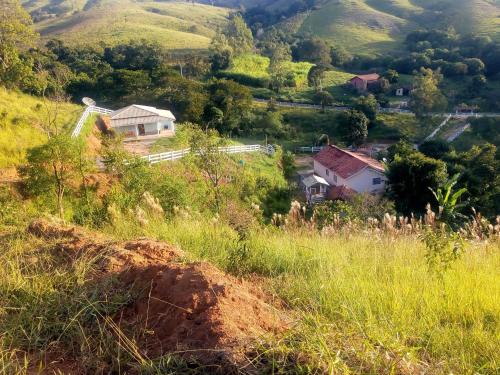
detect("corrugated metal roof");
top-left (303, 175), bottom-right (330, 188)
top-left (110, 105), bottom-right (176, 128)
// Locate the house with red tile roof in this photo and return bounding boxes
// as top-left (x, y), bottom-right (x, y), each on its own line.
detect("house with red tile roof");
top-left (349, 73), bottom-right (380, 92)
top-left (313, 145), bottom-right (386, 196)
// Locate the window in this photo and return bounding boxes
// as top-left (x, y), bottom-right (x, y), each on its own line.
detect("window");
top-left (373, 177), bottom-right (382, 185)
top-left (311, 187), bottom-right (317, 195)
top-left (326, 169), bottom-right (329, 176)
top-left (334, 175), bottom-right (337, 183)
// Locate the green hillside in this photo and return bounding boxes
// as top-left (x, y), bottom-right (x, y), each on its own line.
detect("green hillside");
top-left (230, 0), bottom-right (500, 54)
top-left (0, 89), bottom-right (81, 168)
top-left (22, 0), bottom-right (230, 51)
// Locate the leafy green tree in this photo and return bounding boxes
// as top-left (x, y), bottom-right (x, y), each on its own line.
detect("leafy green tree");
top-left (208, 79), bottom-right (253, 135)
top-left (354, 94), bottom-right (378, 122)
top-left (330, 46), bottom-right (352, 67)
top-left (409, 68), bottom-right (447, 118)
top-left (307, 65), bottom-right (327, 92)
top-left (463, 58), bottom-right (485, 75)
top-left (202, 105), bottom-right (224, 131)
top-left (268, 61), bottom-right (293, 93)
top-left (383, 69), bottom-right (399, 83)
top-left (459, 144), bottom-right (499, 218)
top-left (387, 151), bottom-right (448, 215)
top-left (293, 38), bottom-right (331, 65)
top-left (160, 76), bottom-right (208, 123)
top-left (313, 91), bottom-right (333, 112)
top-left (223, 14), bottom-right (254, 55)
top-left (470, 74), bottom-right (487, 93)
top-left (19, 135), bottom-right (82, 219)
top-left (418, 139), bottom-right (451, 160)
top-left (0, 0), bottom-right (37, 87)
top-left (341, 109), bottom-right (368, 147)
top-left (189, 128), bottom-right (230, 211)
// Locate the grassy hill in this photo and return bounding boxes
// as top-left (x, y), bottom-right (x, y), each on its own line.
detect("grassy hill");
top-left (0, 88), bottom-right (81, 169)
top-left (21, 0), bottom-right (230, 51)
top-left (226, 0), bottom-right (500, 55)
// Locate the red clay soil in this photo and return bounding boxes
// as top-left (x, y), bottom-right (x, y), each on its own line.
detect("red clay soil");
top-left (27, 220), bottom-right (286, 372)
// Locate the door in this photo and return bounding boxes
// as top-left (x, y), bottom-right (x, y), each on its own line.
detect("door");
top-left (138, 124), bottom-right (145, 136)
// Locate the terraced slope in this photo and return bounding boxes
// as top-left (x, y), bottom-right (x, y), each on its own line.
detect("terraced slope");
top-left (22, 0), bottom-right (230, 51)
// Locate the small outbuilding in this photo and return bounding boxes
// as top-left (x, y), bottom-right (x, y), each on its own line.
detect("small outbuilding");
top-left (302, 174), bottom-right (330, 204)
top-left (349, 73), bottom-right (380, 92)
top-left (110, 105), bottom-right (176, 139)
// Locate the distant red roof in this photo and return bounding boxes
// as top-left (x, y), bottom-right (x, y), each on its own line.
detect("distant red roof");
top-left (350, 73), bottom-right (380, 82)
top-left (314, 145), bottom-right (384, 179)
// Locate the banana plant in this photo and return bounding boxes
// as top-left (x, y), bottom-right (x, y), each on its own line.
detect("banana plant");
top-left (429, 173), bottom-right (468, 227)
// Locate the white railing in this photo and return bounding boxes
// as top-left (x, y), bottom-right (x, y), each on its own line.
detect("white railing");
top-left (424, 114), bottom-right (452, 141)
top-left (296, 146), bottom-right (325, 153)
top-left (71, 105), bottom-right (113, 138)
top-left (140, 144), bottom-right (272, 165)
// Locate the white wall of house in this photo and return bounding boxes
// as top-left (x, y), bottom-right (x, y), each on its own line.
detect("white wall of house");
top-left (160, 119), bottom-right (175, 131)
top-left (314, 161), bottom-right (347, 187)
top-left (113, 119), bottom-right (175, 138)
top-left (314, 161), bottom-right (385, 194)
top-left (347, 168), bottom-right (386, 193)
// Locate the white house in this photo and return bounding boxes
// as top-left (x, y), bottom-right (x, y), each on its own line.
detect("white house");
top-left (313, 145), bottom-right (386, 196)
top-left (109, 105), bottom-right (176, 139)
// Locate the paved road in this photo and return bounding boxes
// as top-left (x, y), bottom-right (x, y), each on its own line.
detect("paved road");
top-left (254, 98), bottom-right (500, 118)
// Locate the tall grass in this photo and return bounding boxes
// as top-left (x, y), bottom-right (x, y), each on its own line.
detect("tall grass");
top-left (0, 88), bottom-right (81, 168)
top-left (104, 215), bottom-right (500, 373)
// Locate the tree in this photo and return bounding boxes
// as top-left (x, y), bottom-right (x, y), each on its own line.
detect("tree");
top-left (307, 65), bottom-right (328, 92)
top-left (387, 151), bottom-right (448, 215)
top-left (383, 69), bottom-right (399, 83)
top-left (409, 68), bottom-right (447, 118)
top-left (293, 38), bottom-right (331, 65)
top-left (470, 74), bottom-right (487, 93)
top-left (330, 46), bottom-right (352, 67)
top-left (269, 63), bottom-right (293, 93)
top-left (313, 91), bottom-right (333, 111)
top-left (0, 0), bottom-right (37, 87)
top-left (419, 139), bottom-right (451, 160)
top-left (223, 14), bottom-right (254, 55)
top-left (160, 76), bottom-right (208, 123)
top-left (463, 58), bottom-right (485, 75)
top-left (189, 128), bottom-right (230, 211)
top-left (202, 105), bottom-right (224, 131)
top-left (341, 110), bottom-right (368, 147)
top-left (208, 79), bottom-right (253, 135)
top-left (19, 135), bottom-right (81, 219)
top-left (354, 94), bottom-right (378, 122)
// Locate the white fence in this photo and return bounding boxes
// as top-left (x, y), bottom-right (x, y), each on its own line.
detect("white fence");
top-left (295, 146), bottom-right (325, 153)
top-left (141, 144), bottom-right (272, 165)
top-left (71, 106), bottom-right (113, 138)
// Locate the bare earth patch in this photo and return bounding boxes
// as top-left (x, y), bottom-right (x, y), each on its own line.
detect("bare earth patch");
top-left (26, 220), bottom-right (286, 373)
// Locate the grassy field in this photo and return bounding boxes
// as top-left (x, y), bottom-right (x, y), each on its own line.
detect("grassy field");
top-left (23, 0), bottom-right (230, 51)
top-left (222, 54), bottom-right (313, 88)
top-left (100, 215), bottom-right (500, 373)
top-left (266, 0), bottom-right (500, 55)
top-left (0, 89), bottom-right (82, 168)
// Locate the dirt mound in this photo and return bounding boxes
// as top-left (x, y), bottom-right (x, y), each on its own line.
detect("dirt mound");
top-left (119, 261), bottom-right (282, 366)
top-left (28, 220), bottom-right (285, 372)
